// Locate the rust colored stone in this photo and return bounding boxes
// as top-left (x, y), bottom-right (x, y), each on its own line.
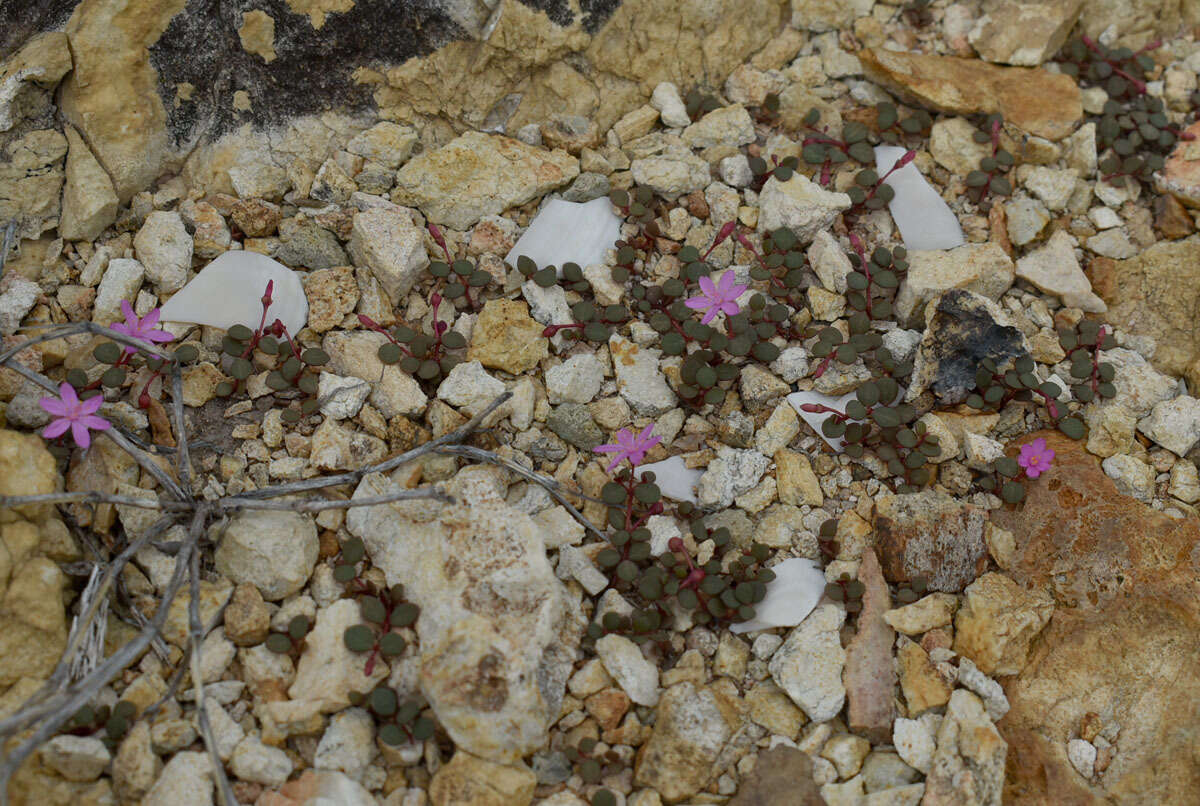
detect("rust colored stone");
top-left (844, 549), bottom-right (895, 743)
top-left (1154, 193), bottom-right (1194, 239)
top-left (859, 48), bottom-right (1082, 141)
top-left (992, 432), bottom-right (1200, 803)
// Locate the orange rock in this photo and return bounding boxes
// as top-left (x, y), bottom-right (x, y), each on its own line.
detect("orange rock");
top-left (859, 49), bottom-right (1082, 141)
top-left (584, 687), bottom-right (631, 731)
top-left (844, 549), bottom-right (895, 743)
top-left (1156, 119), bottom-right (1200, 207)
top-left (992, 432), bottom-right (1200, 803)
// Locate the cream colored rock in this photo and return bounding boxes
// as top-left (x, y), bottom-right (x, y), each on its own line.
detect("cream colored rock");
top-left (59, 124), bottom-right (118, 242)
top-left (895, 242), bottom-right (1015, 326)
top-left (59, 0), bottom-right (185, 203)
top-left (954, 572), bottom-right (1054, 676)
top-left (393, 132), bottom-right (578, 229)
top-left (0, 129), bottom-right (67, 239)
top-left (1016, 230), bottom-right (1105, 312)
top-left (346, 467), bottom-right (580, 763)
top-left (0, 32), bottom-right (72, 131)
top-left (883, 593), bottom-right (959, 636)
top-left (429, 750), bottom-right (536, 806)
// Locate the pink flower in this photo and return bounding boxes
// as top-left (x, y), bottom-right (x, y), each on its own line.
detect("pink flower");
top-left (684, 271), bottom-right (748, 325)
top-left (1017, 437), bottom-right (1055, 479)
top-left (109, 300), bottom-right (174, 355)
top-left (39, 383), bottom-right (110, 449)
top-left (594, 425), bottom-right (661, 473)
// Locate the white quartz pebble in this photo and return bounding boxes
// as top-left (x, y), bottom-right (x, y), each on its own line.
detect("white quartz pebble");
top-left (875, 145), bottom-right (965, 251)
top-left (730, 558), bottom-right (827, 634)
top-left (159, 251), bottom-right (308, 335)
top-left (505, 197), bottom-right (622, 274)
top-left (636, 456), bottom-right (703, 504)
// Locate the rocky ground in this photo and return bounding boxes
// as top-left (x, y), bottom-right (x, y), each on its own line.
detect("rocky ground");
top-left (0, 1), bottom-right (1199, 805)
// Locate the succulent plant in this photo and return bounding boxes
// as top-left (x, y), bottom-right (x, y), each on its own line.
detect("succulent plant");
top-left (825, 573), bottom-right (865, 615)
top-left (342, 578), bottom-right (420, 676)
top-left (976, 455), bottom-right (1028, 504)
top-left (265, 615), bottom-right (312, 655)
top-left (964, 115), bottom-right (1014, 208)
top-left (62, 700), bottom-right (135, 749)
top-left (215, 322), bottom-right (330, 423)
top-left (1056, 35), bottom-right (1158, 101)
top-left (349, 684), bottom-right (436, 745)
top-left (564, 737), bottom-right (621, 805)
top-left (359, 310), bottom-right (464, 389)
top-left (894, 575), bottom-right (930, 605)
top-left (684, 87), bottom-right (722, 121)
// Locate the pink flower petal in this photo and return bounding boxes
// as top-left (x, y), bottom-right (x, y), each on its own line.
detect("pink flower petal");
top-left (39, 397), bottom-right (68, 417)
top-left (697, 275), bottom-right (716, 297)
top-left (142, 308), bottom-right (161, 328)
top-left (594, 444), bottom-right (622, 453)
top-left (120, 299), bottom-right (136, 324)
top-left (718, 300), bottom-right (741, 316)
top-left (716, 270), bottom-right (735, 294)
top-left (1025, 466), bottom-right (1042, 479)
top-left (1031, 437), bottom-right (1046, 452)
top-left (79, 414), bottom-right (110, 431)
top-left (699, 308), bottom-right (718, 325)
top-left (604, 456), bottom-right (622, 473)
top-left (70, 421), bottom-right (92, 449)
top-left (58, 382), bottom-right (80, 408)
top-left (684, 297), bottom-right (709, 310)
top-left (42, 419), bottom-right (70, 439)
top-left (79, 394), bottom-right (105, 415)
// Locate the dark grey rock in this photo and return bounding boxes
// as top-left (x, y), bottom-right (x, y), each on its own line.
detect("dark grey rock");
top-left (907, 289), bottom-right (1031, 406)
top-left (137, 0), bottom-right (621, 146)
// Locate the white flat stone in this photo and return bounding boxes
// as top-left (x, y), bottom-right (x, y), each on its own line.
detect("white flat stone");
top-left (787, 386), bottom-right (903, 452)
top-left (505, 197), bottom-right (621, 274)
top-left (159, 251), bottom-right (308, 335)
top-left (636, 456), bottom-right (703, 504)
top-left (730, 557), bottom-right (827, 634)
top-left (875, 145), bottom-right (965, 251)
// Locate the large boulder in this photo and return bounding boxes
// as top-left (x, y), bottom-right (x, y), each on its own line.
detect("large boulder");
top-left (346, 465), bottom-right (582, 763)
top-left (992, 433), bottom-right (1200, 802)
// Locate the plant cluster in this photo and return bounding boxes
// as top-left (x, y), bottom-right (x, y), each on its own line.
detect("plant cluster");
top-left (1057, 36), bottom-right (1196, 188)
top-left (964, 114), bottom-right (1014, 208)
top-left (1056, 35), bottom-right (1159, 101)
top-left (1060, 320), bottom-right (1117, 404)
top-left (566, 737), bottom-right (620, 806)
top-left (583, 464), bottom-right (776, 651)
top-left (348, 684), bottom-right (435, 746)
top-left (60, 700), bottom-right (135, 749)
top-left (975, 455), bottom-right (1029, 504)
top-left (212, 281), bottom-right (331, 424)
top-left (265, 615), bottom-right (312, 655)
top-left (337, 537), bottom-right (421, 675)
top-left (360, 311), bottom-right (466, 387)
top-left (797, 103), bottom-right (927, 192)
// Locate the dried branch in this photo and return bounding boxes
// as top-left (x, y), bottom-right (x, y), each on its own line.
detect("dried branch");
top-left (188, 519), bottom-right (237, 806)
top-left (0, 315), bottom-right (521, 802)
top-left (0, 525), bottom-right (197, 805)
